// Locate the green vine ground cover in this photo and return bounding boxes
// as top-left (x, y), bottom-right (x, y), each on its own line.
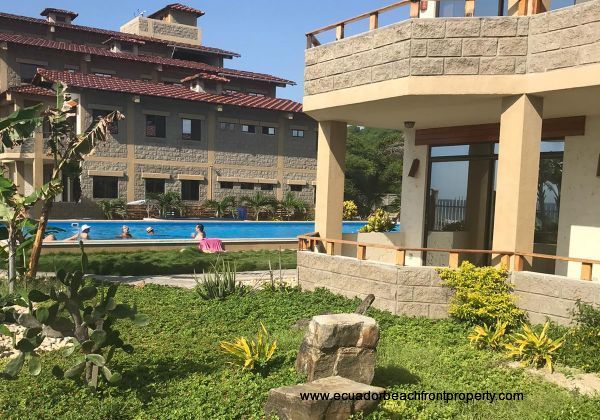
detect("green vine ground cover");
top-left (0, 285), bottom-right (599, 419)
top-left (33, 249), bottom-right (297, 276)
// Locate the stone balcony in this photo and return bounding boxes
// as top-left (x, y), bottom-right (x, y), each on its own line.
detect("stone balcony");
top-left (304, 1), bottom-right (600, 98)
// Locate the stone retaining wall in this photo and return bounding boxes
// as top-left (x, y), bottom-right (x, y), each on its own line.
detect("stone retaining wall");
top-left (304, 1), bottom-right (600, 96)
top-left (297, 251), bottom-right (600, 325)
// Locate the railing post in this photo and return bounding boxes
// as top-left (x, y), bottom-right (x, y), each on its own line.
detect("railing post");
top-left (513, 255), bottom-right (524, 272)
top-left (501, 254), bottom-right (511, 269)
top-left (396, 250), bottom-right (406, 266)
top-left (369, 12), bottom-right (379, 31)
top-left (326, 241), bottom-right (335, 255)
top-left (409, 1), bottom-right (420, 19)
top-left (448, 252), bottom-right (460, 269)
top-left (464, 0), bottom-right (475, 17)
top-left (518, 0), bottom-right (528, 16)
top-left (357, 244), bottom-right (367, 261)
top-left (581, 262), bottom-right (593, 281)
top-left (306, 34), bottom-right (313, 49)
top-left (336, 24), bottom-right (345, 41)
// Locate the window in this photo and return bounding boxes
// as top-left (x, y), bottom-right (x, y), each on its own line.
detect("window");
top-left (181, 180), bottom-right (200, 201)
top-left (261, 184), bottom-right (274, 191)
top-left (220, 122), bottom-right (235, 131)
top-left (92, 176), bottom-right (119, 199)
top-left (146, 115), bottom-right (166, 138)
top-left (145, 179), bottom-right (165, 196)
top-left (241, 124), bottom-right (256, 134)
top-left (19, 63), bottom-right (41, 83)
top-left (182, 118), bottom-right (202, 141)
top-left (262, 126), bottom-right (276, 136)
top-left (240, 182), bottom-right (254, 190)
top-left (292, 129), bottom-right (305, 138)
top-left (220, 182), bottom-right (234, 189)
top-left (290, 184), bottom-right (303, 192)
top-left (94, 72), bottom-right (112, 78)
top-left (55, 15), bottom-right (66, 23)
top-left (92, 109), bottom-right (118, 135)
top-left (248, 92), bottom-right (265, 97)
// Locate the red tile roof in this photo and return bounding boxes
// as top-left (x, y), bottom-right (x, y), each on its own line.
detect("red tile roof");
top-left (181, 73), bottom-right (231, 83)
top-left (6, 84), bottom-right (55, 97)
top-left (0, 33), bottom-right (295, 86)
top-left (40, 8), bottom-right (79, 19)
top-left (0, 11), bottom-right (239, 58)
top-left (148, 3), bottom-right (205, 18)
top-left (33, 69), bottom-right (303, 113)
top-left (103, 36), bottom-right (146, 46)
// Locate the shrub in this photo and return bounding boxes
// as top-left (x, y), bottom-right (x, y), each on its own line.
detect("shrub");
top-left (554, 301), bottom-right (600, 373)
top-left (358, 209), bottom-right (395, 233)
top-left (438, 262), bottom-right (525, 327)
top-left (505, 322), bottom-right (565, 372)
top-left (468, 321), bottom-right (508, 351)
top-left (343, 200), bottom-right (358, 220)
top-left (98, 199), bottom-right (127, 220)
top-left (220, 322), bottom-right (277, 371)
top-left (194, 259), bottom-right (247, 300)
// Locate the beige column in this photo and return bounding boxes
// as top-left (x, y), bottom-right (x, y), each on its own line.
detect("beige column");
top-left (276, 116), bottom-right (286, 200)
top-left (32, 129), bottom-right (44, 189)
top-left (206, 108), bottom-right (216, 200)
top-left (492, 95), bottom-right (543, 262)
top-left (314, 121), bottom-right (347, 240)
top-left (399, 128), bottom-right (428, 266)
top-left (126, 100), bottom-right (136, 202)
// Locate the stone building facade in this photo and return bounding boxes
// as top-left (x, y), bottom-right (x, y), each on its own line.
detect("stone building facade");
top-left (0, 4), bottom-right (317, 219)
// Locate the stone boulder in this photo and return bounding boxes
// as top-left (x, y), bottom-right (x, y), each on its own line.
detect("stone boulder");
top-left (295, 314), bottom-right (379, 384)
top-left (265, 376), bottom-right (385, 420)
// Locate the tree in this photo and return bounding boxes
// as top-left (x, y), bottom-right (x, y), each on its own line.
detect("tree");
top-left (278, 192), bottom-right (308, 221)
top-left (146, 192), bottom-right (184, 219)
top-left (344, 126), bottom-right (404, 217)
top-left (242, 192), bottom-right (276, 221)
top-left (0, 103), bottom-right (44, 292)
top-left (204, 196), bottom-right (236, 218)
top-left (98, 199), bottom-right (127, 220)
top-left (27, 82), bottom-right (124, 280)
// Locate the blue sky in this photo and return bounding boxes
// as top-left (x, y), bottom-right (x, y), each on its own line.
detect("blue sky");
top-left (5, 1), bottom-right (411, 102)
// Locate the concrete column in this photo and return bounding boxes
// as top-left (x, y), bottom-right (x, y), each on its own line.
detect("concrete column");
top-left (492, 95), bottom-right (543, 260)
top-left (206, 108), bottom-right (216, 200)
top-left (276, 116), bottom-right (286, 201)
top-left (314, 121), bottom-right (347, 240)
top-left (399, 128), bottom-right (428, 266)
top-left (126, 100), bottom-right (136, 202)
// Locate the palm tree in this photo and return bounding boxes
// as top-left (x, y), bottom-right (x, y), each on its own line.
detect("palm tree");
top-left (147, 192), bottom-right (185, 218)
top-left (279, 192), bottom-right (308, 221)
top-left (242, 192), bottom-right (276, 221)
top-left (204, 196), bottom-right (236, 218)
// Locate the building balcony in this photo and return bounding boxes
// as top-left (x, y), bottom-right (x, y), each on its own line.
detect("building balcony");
top-left (303, 0), bottom-right (600, 127)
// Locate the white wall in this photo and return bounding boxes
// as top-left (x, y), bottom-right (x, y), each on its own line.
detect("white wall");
top-left (556, 115), bottom-right (600, 281)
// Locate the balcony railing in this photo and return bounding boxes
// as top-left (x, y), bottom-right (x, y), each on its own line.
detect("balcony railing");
top-left (306, 0), bottom-right (550, 48)
top-left (297, 233), bottom-right (598, 281)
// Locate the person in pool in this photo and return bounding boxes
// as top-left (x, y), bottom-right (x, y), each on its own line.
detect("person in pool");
top-left (120, 225), bottom-right (133, 239)
top-left (146, 227), bottom-right (155, 236)
top-left (191, 224), bottom-right (206, 240)
top-left (65, 224), bottom-right (91, 241)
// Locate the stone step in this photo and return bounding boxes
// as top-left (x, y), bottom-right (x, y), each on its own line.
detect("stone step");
top-left (265, 376), bottom-right (385, 420)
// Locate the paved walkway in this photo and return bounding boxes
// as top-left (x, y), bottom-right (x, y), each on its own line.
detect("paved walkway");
top-left (93, 269), bottom-right (298, 289)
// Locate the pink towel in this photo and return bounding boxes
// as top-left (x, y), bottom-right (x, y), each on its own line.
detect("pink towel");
top-left (199, 238), bottom-right (224, 253)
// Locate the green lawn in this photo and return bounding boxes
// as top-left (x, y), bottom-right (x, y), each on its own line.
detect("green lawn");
top-left (35, 249), bottom-right (297, 276)
top-left (0, 285), bottom-right (598, 419)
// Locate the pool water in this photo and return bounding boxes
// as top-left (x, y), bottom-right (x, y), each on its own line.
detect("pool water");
top-left (46, 220), bottom-right (388, 241)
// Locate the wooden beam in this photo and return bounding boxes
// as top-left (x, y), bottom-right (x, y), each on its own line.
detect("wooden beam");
top-left (464, 0), bottom-right (475, 17)
top-left (415, 116), bottom-right (586, 146)
top-left (396, 250), bottom-right (406, 266)
top-left (518, 0), bottom-right (528, 16)
top-left (501, 254), bottom-right (511, 269)
top-left (326, 241), bottom-right (335, 255)
top-left (514, 255), bottom-right (524, 272)
top-left (581, 262), bottom-right (593, 281)
top-left (336, 24), bottom-right (345, 41)
top-left (448, 252), bottom-right (460, 269)
top-left (409, 1), bottom-right (420, 18)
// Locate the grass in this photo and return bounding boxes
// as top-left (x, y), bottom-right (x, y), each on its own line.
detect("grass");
top-left (35, 249), bottom-right (297, 276)
top-left (0, 283), bottom-right (598, 419)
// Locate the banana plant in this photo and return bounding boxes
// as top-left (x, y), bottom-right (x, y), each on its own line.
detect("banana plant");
top-left (0, 243), bottom-right (149, 389)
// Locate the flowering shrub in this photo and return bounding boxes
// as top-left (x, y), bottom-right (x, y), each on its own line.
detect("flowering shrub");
top-left (343, 200), bottom-right (358, 220)
top-left (358, 209), bottom-right (395, 233)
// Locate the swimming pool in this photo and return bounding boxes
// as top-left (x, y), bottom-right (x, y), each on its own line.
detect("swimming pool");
top-left (46, 220), bottom-right (385, 241)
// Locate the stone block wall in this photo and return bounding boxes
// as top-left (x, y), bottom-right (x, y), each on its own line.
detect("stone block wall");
top-left (304, 1), bottom-right (600, 96)
top-left (297, 251), bottom-right (600, 325)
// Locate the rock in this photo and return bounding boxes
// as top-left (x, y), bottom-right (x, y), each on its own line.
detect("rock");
top-left (265, 376), bottom-right (385, 420)
top-left (295, 314), bottom-right (380, 384)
